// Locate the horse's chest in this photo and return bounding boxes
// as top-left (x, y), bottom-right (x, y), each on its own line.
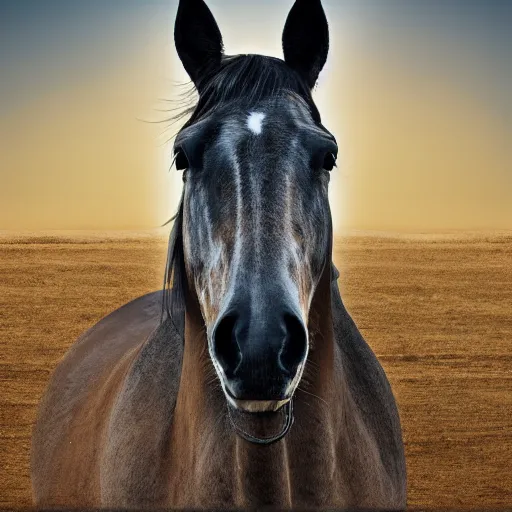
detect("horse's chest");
top-left (167, 431), bottom-right (338, 508)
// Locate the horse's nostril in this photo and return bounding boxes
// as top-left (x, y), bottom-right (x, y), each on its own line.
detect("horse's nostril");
top-left (279, 313), bottom-right (308, 375)
top-left (212, 306), bottom-right (307, 400)
top-left (212, 314), bottom-right (242, 377)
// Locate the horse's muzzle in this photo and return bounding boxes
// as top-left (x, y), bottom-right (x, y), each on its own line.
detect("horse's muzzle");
top-left (211, 300), bottom-right (308, 405)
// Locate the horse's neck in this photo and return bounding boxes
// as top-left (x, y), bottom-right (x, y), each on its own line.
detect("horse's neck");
top-left (168, 264), bottom-right (346, 507)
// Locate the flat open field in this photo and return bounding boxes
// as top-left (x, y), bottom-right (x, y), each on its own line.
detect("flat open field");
top-left (1, 232), bottom-right (511, 508)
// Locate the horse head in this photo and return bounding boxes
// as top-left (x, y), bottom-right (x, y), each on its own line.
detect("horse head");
top-left (172, 0), bottom-right (336, 418)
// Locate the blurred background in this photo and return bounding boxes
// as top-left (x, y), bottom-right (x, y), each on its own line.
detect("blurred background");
top-left (1, 0), bottom-right (511, 233)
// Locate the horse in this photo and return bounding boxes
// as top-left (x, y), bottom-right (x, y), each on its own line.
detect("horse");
top-left (31, 0), bottom-right (407, 508)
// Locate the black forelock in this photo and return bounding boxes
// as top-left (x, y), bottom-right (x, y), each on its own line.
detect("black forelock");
top-left (183, 54), bottom-right (321, 128)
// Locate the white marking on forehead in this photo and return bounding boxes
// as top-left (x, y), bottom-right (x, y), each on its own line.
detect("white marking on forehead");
top-left (247, 112), bottom-right (266, 135)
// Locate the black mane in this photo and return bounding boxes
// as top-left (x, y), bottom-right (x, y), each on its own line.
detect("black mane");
top-left (162, 54), bottom-right (322, 332)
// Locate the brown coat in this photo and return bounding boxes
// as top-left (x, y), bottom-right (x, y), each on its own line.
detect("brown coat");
top-left (31, 265), bottom-right (406, 509)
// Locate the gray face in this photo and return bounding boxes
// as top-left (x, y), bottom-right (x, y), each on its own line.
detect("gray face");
top-left (175, 94), bottom-right (337, 412)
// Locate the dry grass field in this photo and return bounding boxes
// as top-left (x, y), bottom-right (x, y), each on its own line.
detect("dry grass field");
top-left (1, 232), bottom-right (511, 508)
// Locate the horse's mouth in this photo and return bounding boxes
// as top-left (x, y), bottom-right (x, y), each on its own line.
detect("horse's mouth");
top-left (223, 386), bottom-right (291, 413)
top-left (228, 396), bottom-right (291, 413)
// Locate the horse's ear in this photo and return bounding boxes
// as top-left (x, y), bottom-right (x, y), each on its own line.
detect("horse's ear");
top-left (174, 0), bottom-right (224, 92)
top-left (282, 0), bottom-right (329, 89)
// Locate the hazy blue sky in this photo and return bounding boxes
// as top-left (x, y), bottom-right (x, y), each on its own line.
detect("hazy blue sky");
top-left (1, 0), bottom-right (510, 111)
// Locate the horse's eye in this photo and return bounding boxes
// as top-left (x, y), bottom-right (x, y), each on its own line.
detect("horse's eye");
top-left (323, 152), bottom-right (337, 171)
top-left (174, 149), bottom-right (189, 171)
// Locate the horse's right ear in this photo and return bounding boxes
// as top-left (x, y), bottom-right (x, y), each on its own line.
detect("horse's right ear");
top-left (174, 0), bottom-right (224, 92)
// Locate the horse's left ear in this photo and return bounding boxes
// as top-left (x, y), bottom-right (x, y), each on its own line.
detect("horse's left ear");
top-left (282, 0), bottom-right (329, 89)
top-left (174, 0), bottom-right (224, 92)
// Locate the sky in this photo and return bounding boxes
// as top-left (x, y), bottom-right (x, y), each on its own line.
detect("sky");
top-left (0, 0), bottom-right (511, 232)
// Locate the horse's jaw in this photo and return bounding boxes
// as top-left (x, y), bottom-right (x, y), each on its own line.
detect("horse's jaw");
top-left (226, 398), bottom-right (295, 445)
